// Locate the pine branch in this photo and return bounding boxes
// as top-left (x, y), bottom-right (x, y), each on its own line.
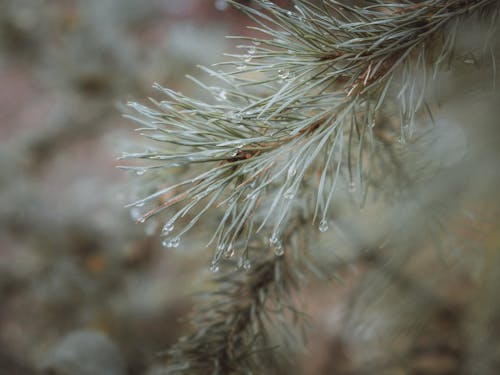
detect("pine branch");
top-left (121, 1), bottom-right (499, 374)
top-left (122, 0), bottom-right (498, 268)
top-left (161, 255), bottom-right (300, 374)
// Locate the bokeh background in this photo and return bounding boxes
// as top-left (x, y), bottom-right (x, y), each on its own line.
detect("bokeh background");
top-left (0, 1), bottom-right (266, 373)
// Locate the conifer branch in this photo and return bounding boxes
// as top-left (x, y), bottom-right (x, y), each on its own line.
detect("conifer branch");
top-left (122, 0), bottom-right (498, 268)
top-left (122, 1), bottom-right (499, 373)
top-left (162, 255), bottom-right (300, 374)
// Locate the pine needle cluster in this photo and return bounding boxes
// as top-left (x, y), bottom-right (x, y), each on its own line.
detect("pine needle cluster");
top-left (121, 1), bottom-right (499, 373)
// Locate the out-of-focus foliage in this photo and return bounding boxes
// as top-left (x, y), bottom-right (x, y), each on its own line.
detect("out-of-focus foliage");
top-left (0, 1), bottom-right (243, 373)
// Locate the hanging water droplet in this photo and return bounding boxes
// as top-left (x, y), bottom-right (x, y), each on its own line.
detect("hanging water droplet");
top-left (136, 169), bottom-right (146, 176)
top-left (214, 0), bottom-right (228, 11)
top-left (398, 136), bottom-right (406, 145)
top-left (246, 191), bottom-right (258, 200)
top-left (283, 188), bottom-right (295, 200)
top-left (349, 182), bottom-right (356, 193)
top-left (319, 219), bottom-right (329, 233)
top-left (278, 69), bottom-right (290, 80)
top-left (137, 216), bottom-right (146, 224)
top-left (274, 245), bottom-right (284, 257)
top-left (232, 112), bottom-right (243, 123)
top-left (270, 233), bottom-right (280, 245)
top-left (243, 55), bottom-right (252, 63)
top-left (162, 221), bottom-right (174, 233)
top-left (135, 201), bottom-right (145, 207)
top-left (243, 259), bottom-right (251, 270)
top-left (210, 262), bottom-right (220, 273)
top-left (236, 64), bottom-right (246, 71)
top-left (215, 89), bottom-right (227, 102)
top-left (162, 237), bottom-right (180, 248)
top-left (171, 237), bottom-right (180, 248)
top-left (287, 166), bottom-right (296, 178)
top-left (237, 256), bottom-right (244, 269)
top-left (271, 233), bottom-right (284, 254)
top-left (286, 10), bottom-right (294, 16)
top-left (252, 40), bottom-right (261, 46)
top-left (271, 236), bottom-right (283, 254)
top-left (248, 46), bottom-right (256, 55)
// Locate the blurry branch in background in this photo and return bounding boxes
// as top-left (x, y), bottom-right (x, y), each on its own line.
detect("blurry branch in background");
top-left (122, 0), bottom-right (500, 373)
top-left (163, 256), bottom-right (297, 374)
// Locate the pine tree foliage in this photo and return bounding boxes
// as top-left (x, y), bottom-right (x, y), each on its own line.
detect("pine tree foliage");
top-left (162, 256), bottom-right (296, 374)
top-left (121, 1), bottom-right (499, 373)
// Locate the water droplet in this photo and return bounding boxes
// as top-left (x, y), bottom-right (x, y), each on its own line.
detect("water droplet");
top-left (243, 55), bottom-right (252, 63)
top-left (252, 40), bottom-right (261, 46)
top-left (271, 235), bottom-right (283, 255)
top-left (398, 136), bottom-right (406, 145)
top-left (136, 169), bottom-right (146, 176)
top-left (248, 46), bottom-right (256, 55)
top-left (286, 10), bottom-right (294, 16)
top-left (287, 49), bottom-right (294, 54)
top-left (270, 233), bottom-right (280, 245)
top-left (232, 112), bottom-right (243, 123)
top-left (237, 257), bottom-right (245, 269)
top-left (278, 69), bottom-right (290, 80)
top-left (243, 259), bottom-right (251, 270)
top-left (246, 192), bottom-right (258, 200)
top-left (274, 245), bottom-right (284, 256)
top-left (162, 221), bottom-right (174, 233)
top-left (236, 64), bottom-right (246, 71)
top-left (348, 182), bottom-right (356, 193)
top-left (214, 0), bottom-right (228, 11)
top-left (287, 166), bottom-right (296, 178)
top-left (319, 219), bottom-right (329, 233)
top-left (137, 217), bottom-right (146, 224)
top-left (215, 89), bottom-right (227, 102)
top-left (210, 262), bottom-right (220, 273)
top-left (283, 188), bottom-right (295, 200)
top-left (162, 237), bottom-right (180, 248)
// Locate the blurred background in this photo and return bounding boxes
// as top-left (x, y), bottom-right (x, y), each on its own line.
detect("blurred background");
top-left (1, 1), bottom-right (500, 375)
top-left (0, 1), bottom-right (270, 373)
